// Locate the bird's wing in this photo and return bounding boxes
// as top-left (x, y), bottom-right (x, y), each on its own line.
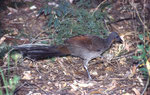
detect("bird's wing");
top-left (64, 35), bottom-right (105, 52)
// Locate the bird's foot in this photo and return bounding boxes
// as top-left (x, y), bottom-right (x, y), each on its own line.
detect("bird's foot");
top-left (88, 75), bottom-right (92, 80)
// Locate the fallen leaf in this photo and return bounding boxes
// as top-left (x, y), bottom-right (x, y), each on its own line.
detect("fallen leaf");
top-left (90, 89), bottom-right (103, 94)
top-left (128, 65), bottom-right (137, 78)
top-left (0, 36), bottom-right (6, 45)
top-left (22, 71), bottom-right (33, 80)
top-left (146, 58), bottom-right (150, 76)
top-left (7, 7), bottom-right (18, 13)
top-left (132, 88), bottom-right (141, 95)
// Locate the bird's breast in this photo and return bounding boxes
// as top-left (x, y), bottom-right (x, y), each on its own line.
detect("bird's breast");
top-left (81, 51), bottom-right (102, 60)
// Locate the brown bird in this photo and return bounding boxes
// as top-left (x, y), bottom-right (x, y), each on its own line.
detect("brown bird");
top-left (13, 32), bottom-right (122, 80)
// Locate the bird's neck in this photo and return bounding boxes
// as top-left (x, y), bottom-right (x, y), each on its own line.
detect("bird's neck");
top-left (105, 37), bottom-right (113, 48)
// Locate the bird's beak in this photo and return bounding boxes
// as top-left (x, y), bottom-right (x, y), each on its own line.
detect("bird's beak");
top-left (116, 37), bottom-right (123, 43)
top-left (119, 39), bottom-right (123, 43)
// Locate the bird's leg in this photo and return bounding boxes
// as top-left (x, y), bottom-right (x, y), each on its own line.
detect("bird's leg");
top-left (83, 60), bottom-right (92, 80)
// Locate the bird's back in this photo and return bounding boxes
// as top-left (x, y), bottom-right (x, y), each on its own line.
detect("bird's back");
top-left (64, 35), bottom-right (107, 59)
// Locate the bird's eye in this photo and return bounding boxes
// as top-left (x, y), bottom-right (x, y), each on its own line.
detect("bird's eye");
top-left (116, 36), bottom-right (119, 38)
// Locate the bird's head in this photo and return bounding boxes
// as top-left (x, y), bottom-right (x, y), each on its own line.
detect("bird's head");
top-left (109, 32), bottom-right (123, 43)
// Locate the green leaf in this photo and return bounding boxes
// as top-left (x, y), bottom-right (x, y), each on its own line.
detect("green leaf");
top-left (139, 67), bottom-right (148, 72)
top-left (13, 76), bottom-right (20, 85)
top-left (50, 58), bottom-right (55, 62)
top-left (140, 53), bottom-right (146, 59)
top-left (139, 67), bottom-right (148, 77)
top-left (37, 7), bottom-right (44, 15)
top-left (0, 90), bottom-right (3, 95)
top-left (133, 56), bottom-right (140, 60)
top-left (41, 41), bottom-right (49, 44)
top-left (48, 15), bottom-right (53, 27)
top-left (148, 46), bottom-right (150, 54)
top-left (54, 18), bottom-right (60, 28)
top-left (11, 52), bottom-right (22, 62)
top-left (139, 34), bottom-right (144, 40)
top-left (44, 6), bottom-right (48, 15)
top-left (9, 78), bottom-right (13, 86)
top-left (47, 6), bottom-right (51, 14)
top-left (137, 44), bottom-right (144, 50)
top-left (56, 9), bottom-right (62, 17)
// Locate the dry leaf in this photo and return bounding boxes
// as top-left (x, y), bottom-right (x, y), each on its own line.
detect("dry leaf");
top-left (132, 88), bottom-right (141, 95)
top-left (22, 71), bottom-right (33, 80)
top-left (4, 36), bottom-right (29, 45)
top-left (120, 57), bottom-right (127, 65)
top-left (90, 89), bottom-right (103, 94)
top-left (128, 65), bottom-right (137, 78)
top-left (0, 36), bottom-right (6, 45)
top-left (146, 58), bottom-right (150, 76)
top-left (7, 7), bottom-right (18, 13)
top-left (122, 93), bottom-right (131, 95)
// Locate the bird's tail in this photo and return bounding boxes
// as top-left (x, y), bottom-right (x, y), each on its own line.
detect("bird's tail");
top-left (12, 44), bottom-right (70, 60)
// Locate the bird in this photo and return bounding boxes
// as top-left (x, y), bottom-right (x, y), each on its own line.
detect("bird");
top-left (13, 32), bottom-right (122, 80)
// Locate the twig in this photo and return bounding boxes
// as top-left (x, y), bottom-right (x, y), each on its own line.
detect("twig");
top-left (104, 20), bottom-right (110, 32)
top-left (107, 17), bottom-right (136, 25)
top-left (14, 82), bottom-right (49, 95)
top-left (130, 1), bottom-right (147, 29)
top-left (92, 0), bottom-right (107, 16)
top-left (141, 77), bottom-right (149, 95)
top-left (0, 67), bottom-right (17, 72)
top-left (31, 31), bottom-right (46, 44)
top-left (13, 82), bottom-right (27, 94)
top-left (112, 51), bottom-right (135, 60)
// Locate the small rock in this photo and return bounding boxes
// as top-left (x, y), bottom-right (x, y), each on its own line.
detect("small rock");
top-left (30, 5), bottom-right (37, 10)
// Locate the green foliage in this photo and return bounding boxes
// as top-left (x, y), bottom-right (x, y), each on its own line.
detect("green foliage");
top-left (0, 29), bottom-right (19, 95)
top-left (0, 43), bottom-right (11, 59)
top-left (50, 9), bottom-right (107, 44)
top-left (10, 52), bottom-right (22, 63)
top-left (75, 0), bottom-right (92, 8)
top-left (0, 68), bottom-right (20, 95)
top-left (38, 0), bottom-right (109, 45)
top-left (38, 1), bottom-right (72, 28)
top-left (133, 33), bottom-right (150, 62)
top-left (74, 0), bottom-right (111, 9)
top-left (0, 50), bottom-right (20, 95)
top-left (0, 29), bottom-right (9, 38)
top-left (133, 32), bottom-right (150, 76)
top-left (139, 67), bottom-right (148, 78)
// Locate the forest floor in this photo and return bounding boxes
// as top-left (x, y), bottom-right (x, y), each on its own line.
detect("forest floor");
top-left (0, 0), bottom-right (149, 95)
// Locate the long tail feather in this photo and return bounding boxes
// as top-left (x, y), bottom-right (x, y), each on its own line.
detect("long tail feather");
top-left (13, 44), bottom-right (69, 60)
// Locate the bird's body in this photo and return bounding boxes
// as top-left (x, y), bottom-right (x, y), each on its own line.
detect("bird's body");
top-left (13, 32), bottom-right (122, 80)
